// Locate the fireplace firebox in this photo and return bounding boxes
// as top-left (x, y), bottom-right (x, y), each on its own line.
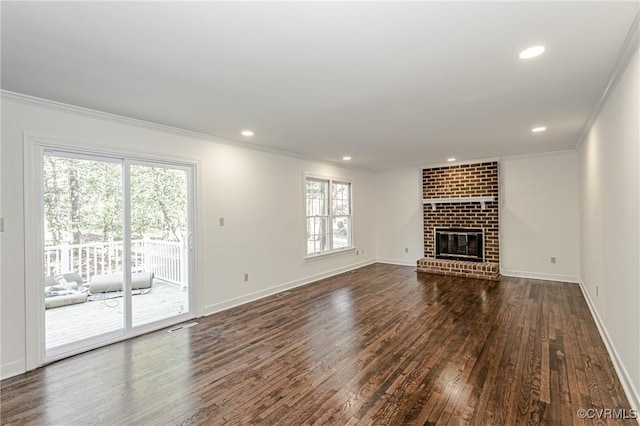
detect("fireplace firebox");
top-left (435, 227), bottom-right (484, 262)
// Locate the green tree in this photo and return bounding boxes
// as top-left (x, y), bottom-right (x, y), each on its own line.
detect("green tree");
top-left (43, 156), bottom-right (67, 245)
top-left (131, 165), bottom-right (187, 241)
top-left (43, 156), bottom-right (187, 245)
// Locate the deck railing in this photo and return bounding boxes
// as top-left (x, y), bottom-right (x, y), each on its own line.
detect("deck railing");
top-left (44, 239), bottom-right (187, 288)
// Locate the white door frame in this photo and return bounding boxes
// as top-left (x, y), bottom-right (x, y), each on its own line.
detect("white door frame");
top-left (23, 133), bottom-right (202, 370)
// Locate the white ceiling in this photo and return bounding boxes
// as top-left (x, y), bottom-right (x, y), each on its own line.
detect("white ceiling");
top-left (2, 1), bottom-right (638, 171)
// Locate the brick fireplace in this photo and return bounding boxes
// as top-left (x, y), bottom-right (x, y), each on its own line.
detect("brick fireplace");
top-left (417, 161), bottom-right (500, 280)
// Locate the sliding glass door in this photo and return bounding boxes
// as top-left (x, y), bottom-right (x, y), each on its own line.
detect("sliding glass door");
top-left (42, 150), bottom-right (194, 357)
top-left (43, 155), bottom-right (124, 349)
top-left (130, 163), bottom-right (190, 327)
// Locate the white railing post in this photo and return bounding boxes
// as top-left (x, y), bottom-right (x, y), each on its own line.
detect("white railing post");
top-left (143, 238), bottom-right (151, 274)
top-left (60, 241), bottom-right (71, 274)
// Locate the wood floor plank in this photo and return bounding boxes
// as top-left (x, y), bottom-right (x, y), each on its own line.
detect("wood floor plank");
top-left (1, 264), bottom-right (634, 425)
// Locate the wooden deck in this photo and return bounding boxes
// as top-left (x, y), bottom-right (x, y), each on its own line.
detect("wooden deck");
top-left (2, 264), bottom-right (633, 425)
top-left (45, 279), bottom-right (188, 348)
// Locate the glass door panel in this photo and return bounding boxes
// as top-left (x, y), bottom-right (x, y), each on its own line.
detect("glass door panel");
top-left (43, 154), bottom-right (124, 350)
top-left (40, 148), bottom-right (195, 363)
top-left (130, 164), bottom-right (190, 327)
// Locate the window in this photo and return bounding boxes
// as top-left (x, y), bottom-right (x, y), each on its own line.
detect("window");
top-left (306, 176), bottom-right (352, 255)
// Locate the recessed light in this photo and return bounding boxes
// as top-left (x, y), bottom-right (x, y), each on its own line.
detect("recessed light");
top-left (447, 158), bottom-right (456, 162)
top-left (241, 130), bottom-right (254, 136)
top-left (518, 45), bottom-right (546, 59)
top-left (531, 126), bottom-right (547, 133)
top-left (342, 156), bottom-right (351, 161)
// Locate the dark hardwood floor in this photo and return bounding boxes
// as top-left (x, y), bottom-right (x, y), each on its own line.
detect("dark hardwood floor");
top-left (1, 264), bottom-right (633, 425)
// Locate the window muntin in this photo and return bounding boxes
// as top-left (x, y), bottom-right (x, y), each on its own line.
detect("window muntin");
top-left (306, 177), bottom-right (352, 255)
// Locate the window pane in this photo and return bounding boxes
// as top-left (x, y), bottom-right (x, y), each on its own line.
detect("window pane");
top-left (307, 217), bottom-right (329, 254)
top-left (306, 178), bottom-right (328, 216)
top-left (331, 182), bottom-right (350, 215)
top-left (43, 155), bottom-right (124, 348)
top-left (332, 216), bottom-right (350, 249)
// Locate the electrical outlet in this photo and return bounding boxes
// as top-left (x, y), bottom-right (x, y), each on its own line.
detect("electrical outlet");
top-left (243, 273), bottom-right (249, 282)
top-left (596, 286), bottom-right (599, 296)
top-left (219, 217), bottom-right (225, 227)
top-left (550, 257), bottom-right (557, 264)
top-left (405, 248), bottom-right (409, 253)
top-left (356, 250), bottom-right (359, 256)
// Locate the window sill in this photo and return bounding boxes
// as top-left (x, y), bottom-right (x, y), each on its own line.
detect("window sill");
top-left (304, 247), bottom-right (356, 261)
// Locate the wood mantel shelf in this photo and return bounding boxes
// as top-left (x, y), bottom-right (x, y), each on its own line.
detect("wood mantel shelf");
top-left (422, 196), bottom-right (495, 211)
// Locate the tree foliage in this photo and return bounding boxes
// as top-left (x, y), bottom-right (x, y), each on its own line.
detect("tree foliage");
top-left (131, 165), bottom-right (187, 241)
top-left (43, 156), bottom-right (187, 245)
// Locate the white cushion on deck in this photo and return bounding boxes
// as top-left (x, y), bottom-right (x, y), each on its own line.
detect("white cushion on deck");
top-left (89, 272), bottom-right (154, 293)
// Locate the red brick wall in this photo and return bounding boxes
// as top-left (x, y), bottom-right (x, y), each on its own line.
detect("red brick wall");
top-left (423, 162), bottom-right (499, 263)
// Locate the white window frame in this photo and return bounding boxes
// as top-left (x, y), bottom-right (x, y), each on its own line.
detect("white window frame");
top-left (304, 174), bottom-right (354, 259)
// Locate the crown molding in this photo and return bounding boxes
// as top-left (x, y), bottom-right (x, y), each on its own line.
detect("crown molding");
top-left (0, 90), bottom-right (374, 174)
top-left (575, 11), bottom-right (639, 150)
top-left (500, 149), bottom-right (576, 161)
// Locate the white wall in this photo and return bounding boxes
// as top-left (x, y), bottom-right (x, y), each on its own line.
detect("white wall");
top-left (374, 158), bottom-right (582, 281)
top-left (375, 169), bottom-right (423, 265)
top-left (577, 48), bottom-right (640, 408)
top-left (0, 97), bottom-right (3, 379)
top-left (500, 152), bottom-right (580, 282)
top-left (0, 97), bottom-right (377, 378)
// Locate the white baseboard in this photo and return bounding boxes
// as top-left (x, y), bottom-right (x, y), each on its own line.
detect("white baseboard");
top-left (203, 259), bottom-right (376, 316)
top-left (1, 359), bottom-right (25, 380)
top-left (500, 269), bottom-right (579, 283)
top-left (376, 258), bottom-right (418, 267)
top-left (578, 280), bottom-right (640, 416)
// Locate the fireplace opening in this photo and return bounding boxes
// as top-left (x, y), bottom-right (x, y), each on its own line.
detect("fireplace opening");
top-left (435, 227), bottom-right (484, 262)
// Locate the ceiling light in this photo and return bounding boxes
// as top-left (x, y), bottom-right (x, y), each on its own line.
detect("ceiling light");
top-left (447, 158), bottom-right (456, 162)
top-left (241, 130), bottom-right (254, 136)
top-left (518, 45), bottom-right (546, 59)
top-left (342, 156), bottom-right (351, 161)
top-left (531, 126), bottom-right (547, 133)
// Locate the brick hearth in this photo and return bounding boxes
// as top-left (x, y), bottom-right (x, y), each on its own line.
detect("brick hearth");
top-left (417, 258), bottom-right (500, 281)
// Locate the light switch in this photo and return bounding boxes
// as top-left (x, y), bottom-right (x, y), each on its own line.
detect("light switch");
top-left (219, 217), bottom-right (225, 227)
